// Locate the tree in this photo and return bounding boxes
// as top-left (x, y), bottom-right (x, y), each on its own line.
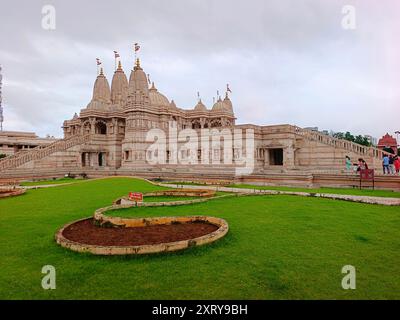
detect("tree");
top-left (344, 131), bottom-right (355, 142)
top-left (333, 131), bottom-right (371, 147)
top-left (354, 135), bottom-right (371, 147)
top-left (383, 147), bottom-right (395, 154)
top-left (333, 132), bottom-right (344, 140)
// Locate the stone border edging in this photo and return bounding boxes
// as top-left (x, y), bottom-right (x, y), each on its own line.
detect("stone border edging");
top-left (55, 215), bottom-right (229, 255)
top-left (0, 188), bottom-right (26, 199)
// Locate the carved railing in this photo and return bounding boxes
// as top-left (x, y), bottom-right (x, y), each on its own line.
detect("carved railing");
top-left (0, 134), bottom-right (91, 172)
top-left (291, 126), bottom-right (392, 160)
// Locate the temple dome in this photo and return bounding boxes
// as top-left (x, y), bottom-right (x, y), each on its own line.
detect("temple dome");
top-left (111, 61), bottom-right (128, 107)
top-left (86, 68), bottom-right (111, 110)
top-left (211, 97), bottom-right (225, 112)
top-left (222, 94), bottom-right (233, 114)
top-left (149, 82), bottom-right (170, 107)
top-left (194, 99), bottom-right (207, 111)
top-left (128, 58), bottom-right (149, 96)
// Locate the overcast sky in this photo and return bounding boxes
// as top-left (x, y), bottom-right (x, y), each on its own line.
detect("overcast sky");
top-left (0, 0), bottom-right (399, 139)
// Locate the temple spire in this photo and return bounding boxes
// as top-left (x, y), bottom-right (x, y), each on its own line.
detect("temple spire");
top-left (135, 58), bottom-right (141, 69)
top-left (116, 60), bottom-right (122, 71)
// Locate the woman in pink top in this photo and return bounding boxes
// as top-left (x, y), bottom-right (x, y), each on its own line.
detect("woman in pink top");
top-left (394, 156), bottom-right (400, 175)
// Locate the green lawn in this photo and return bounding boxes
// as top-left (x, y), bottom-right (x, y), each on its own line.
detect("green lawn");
top-left (229, 184), bottom-right (400, 198)
top-left (20, 177), bottom-right (82, 186)
top-left (0, 177), bottom-right (398, 299)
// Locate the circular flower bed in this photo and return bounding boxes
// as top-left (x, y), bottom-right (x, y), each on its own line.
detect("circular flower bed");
top-left (55, 189), bottom-right (229, 255)
top-left (56, 215), bottom-right (228, 255)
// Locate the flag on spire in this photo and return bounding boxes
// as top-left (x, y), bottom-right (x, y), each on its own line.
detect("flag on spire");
top-left (134, 43), bottom-right (140, 52)
top-left (96, 58), bottom-right (102, 65)
top-left (113, 51), bottom-right (120, 58)
top-left (227, 84), bottom-right (232, 93)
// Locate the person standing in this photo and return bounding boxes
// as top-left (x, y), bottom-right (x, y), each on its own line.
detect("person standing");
top-left (382, 154), bottom-right (390, 174)
top-left (362, 159), bottom-right (368, 170)
top-left (389, 155), bottom-right (395, 175)
top-left (345, 156), bottom-right (352, 172)
top-left (394, 156), bottom-right (400, 175)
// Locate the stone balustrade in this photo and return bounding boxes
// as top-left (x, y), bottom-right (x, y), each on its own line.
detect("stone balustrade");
top-left (0, 134), bottom-right (91, 172)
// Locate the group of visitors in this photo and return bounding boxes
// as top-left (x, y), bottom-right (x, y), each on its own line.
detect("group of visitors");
top-left (346, 154), bottom-right (400, 175)
top-left (382, 154), bottom-right (400, 175)
top-left (345, 156), bottom-right (368, 173)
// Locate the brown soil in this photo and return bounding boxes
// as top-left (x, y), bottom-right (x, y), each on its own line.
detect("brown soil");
top-left (62, 218), bottom-right (219, 246)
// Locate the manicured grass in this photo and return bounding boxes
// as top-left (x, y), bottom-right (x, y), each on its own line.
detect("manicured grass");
top-left (20, 177), bottom-right (82, 186)
top-left (0, 177), bottom-right (398, 299)
top-left (229, 184), bottom-right (400, 198)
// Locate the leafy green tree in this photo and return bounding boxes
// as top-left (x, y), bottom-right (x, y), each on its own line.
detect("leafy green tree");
top-left (344, 132), bottom-right (355, 142)
top-left (354, 135), bottom-right (371, 147)
top-left (333, 131), bottom-right (372, 146)
top-left (333, 132), bottom-right (344, 139)
top-left (383, 147), bottom-right (395, 154)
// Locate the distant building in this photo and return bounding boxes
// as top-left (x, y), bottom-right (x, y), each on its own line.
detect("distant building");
top-left (365, 135), bottom-right (377, 146)
top-left (0, 131), bottom-right (56, 156)
top-left (304, 127), bottom-right (319, 132)
top-left (377, 133), bottom-right (397, 153)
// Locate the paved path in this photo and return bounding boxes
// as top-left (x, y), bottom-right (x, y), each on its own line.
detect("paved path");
top-left (158, 183), bottom-right (400, 206)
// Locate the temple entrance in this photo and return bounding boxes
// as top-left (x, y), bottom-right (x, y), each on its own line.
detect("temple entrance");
top-left (269, 148), bottom-right (283, 165)
top-left (98, 152), bottom-right (105, 166)
top-left (81, 153), bottom-right (86, 167)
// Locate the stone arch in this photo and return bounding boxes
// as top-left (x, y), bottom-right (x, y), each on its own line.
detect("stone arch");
top-left (95, 120), bottom-right (107, 135)
top-left (192, 119), bottom-right (201, 129)
top-left (82, 121), bottom-right (91, 134)
top-left (210, 119), bottom-right (222, 128)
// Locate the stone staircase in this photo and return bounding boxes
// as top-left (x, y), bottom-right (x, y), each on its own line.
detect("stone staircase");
top-left (0, 134), bottom-right (91, 172)
top-left (291, 125), bottom-right (391, 168)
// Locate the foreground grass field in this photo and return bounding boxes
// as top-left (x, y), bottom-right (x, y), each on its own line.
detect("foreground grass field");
top-left (0, 177), bottom-right (399, 299)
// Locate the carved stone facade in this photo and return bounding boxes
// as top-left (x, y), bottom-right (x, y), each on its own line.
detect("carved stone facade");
top-left (0, 56), bottom-right (391, 180)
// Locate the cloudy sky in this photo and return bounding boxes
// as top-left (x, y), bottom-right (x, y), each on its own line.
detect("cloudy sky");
top-left (0, 0), bottom-right (399, 139)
